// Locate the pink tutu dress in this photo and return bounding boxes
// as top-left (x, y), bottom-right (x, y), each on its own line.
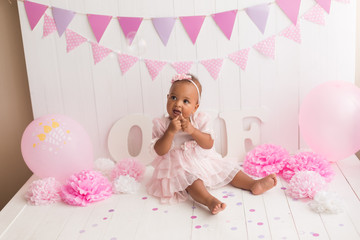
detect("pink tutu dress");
top-left (146, 112), bottom-right (241, 204)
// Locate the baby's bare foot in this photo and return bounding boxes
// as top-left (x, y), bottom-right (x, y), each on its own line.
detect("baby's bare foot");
top-left (208, 197), bottom-right (226, 215)
top-left (251, 174), bottom-right (277, 195)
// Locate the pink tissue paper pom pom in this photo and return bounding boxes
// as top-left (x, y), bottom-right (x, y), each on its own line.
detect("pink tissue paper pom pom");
top-left (286, 171), bottom-right (327, 199)
top-left (26, 177), bottom-right (61, 205)
top-left (61, 170), bottom-right (112, 206)
top-left (280, 151), bottom-right (334, 182)
top-left (243, 144), bottom-right (290, 177)
top-left (110, 158), bottom-right (145, 182)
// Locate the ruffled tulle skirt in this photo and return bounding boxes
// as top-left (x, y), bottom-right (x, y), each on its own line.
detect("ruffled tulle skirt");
top-left (146, 142), bottom-right (241, 204)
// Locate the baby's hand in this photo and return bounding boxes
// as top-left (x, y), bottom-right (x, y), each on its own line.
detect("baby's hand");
top-left (167, 115), bottom-right (182, 134)
top-left (180, 115), bottom-right (195, 134)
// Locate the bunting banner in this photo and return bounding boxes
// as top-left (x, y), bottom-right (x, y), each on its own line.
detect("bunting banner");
top-left (211, 10), bottom-right (237, 40)
top-left (24, 1), bottom-right (47, 30)
top-left (245, 4), bottom-right (270, 34)
top-left (316, 0), bottom-right (331, 13)
top-left (144, 59), bottom-right (167, 80)
top-left (24, 0), bottom-right (349, 80)
top-left (65, 29), bottom-right (87, 52)
top-left (253, 35), bottom-right (276, 59)
top-left (200, 58), bottom-right (224, 80)
top-left (302, 4), bottom-right (326, 25)
top-left (43, 14), bottom-right (56, 38)
top-left (171, 61), bottom-right (193, 74)
top-left (278, 24), bottom-right (301, 43)
top-left (87, 14), bottom-right (112, 43)
top-left (52, 7), bottom-right (75, 37)
top-left (276, 0), bottom-right (301, 25)
top-left (90, 42), bottom-right (112, 64)
top-left (180, 16), bottom-right (206, 44)
top-left (22, 0), bottom-right (349, 47)
top-left (228, 48), bottom-right (250, 71)
top-left (118, 17), bottom-right (143, 45)
top-left (118, 54), bottom-right (139, 74)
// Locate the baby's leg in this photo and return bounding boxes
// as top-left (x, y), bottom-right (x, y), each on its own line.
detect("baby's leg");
top-left (230, 170), bottom-right (277, 195)
top-left (186, 179), bottom-right (226, 215)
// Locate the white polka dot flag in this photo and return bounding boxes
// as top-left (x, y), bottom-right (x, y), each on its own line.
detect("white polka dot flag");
top-left (43, 14), bottom-right (57, 38)
top-left (200, 58), bottom-right (224, 80)
top-left (253, 35), bottom-right (276, 59)
top-left (171, 61), bottom-right (193, 74)
top-left (90, 42), bottom-right (112, 65)
top-left (302, 4), bottom-right (326, 25)
top-left (144, 59), bottom-right (167, 81)
top-left (228, 48), bottom-right (250, 71)
top-left (117, 54), bottom-right (139, 75)
top-left (65, 29), bottom-right (87, 53)
top-left (278, 24), bottom-right (301, 44)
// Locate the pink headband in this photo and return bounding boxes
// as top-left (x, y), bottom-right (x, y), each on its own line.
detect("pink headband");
top-left (171, 74), bottom-right (201, 103)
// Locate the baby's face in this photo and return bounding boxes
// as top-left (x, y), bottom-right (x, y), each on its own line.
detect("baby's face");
top-left (167, 81), bottom-right (199, 120)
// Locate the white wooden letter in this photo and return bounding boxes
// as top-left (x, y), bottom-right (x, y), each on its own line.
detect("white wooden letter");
top-left (108, 114), bottom-right (152, 165)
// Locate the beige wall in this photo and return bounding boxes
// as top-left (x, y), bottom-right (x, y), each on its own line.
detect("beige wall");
top-left (0, 1), bottom-right (33, 210)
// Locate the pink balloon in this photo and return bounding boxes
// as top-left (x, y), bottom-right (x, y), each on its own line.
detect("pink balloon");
top-left (21, 114), bottom-right (93, 182)
top-left (299, 81), bottom-right (360, 162)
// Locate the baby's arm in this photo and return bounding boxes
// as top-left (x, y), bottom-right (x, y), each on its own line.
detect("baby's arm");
top-left (180, 115), bottom-right (214, 149)
top-left (154, 116), bottom-right (181, 156)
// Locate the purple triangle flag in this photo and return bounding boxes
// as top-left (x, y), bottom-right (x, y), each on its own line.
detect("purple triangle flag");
top-left (211, 10), bottom-right (237, 40)
top-left (245, 4), bottom-right (270, 34)
top-left (276, 0), bottom-right (301, 25)
top-left (118, 17), bottom-right (143, 45)
top-left (180, 16), bottom-right (205, 44)
top-left (87, 14), bottom-right (112, 43)
top-left (24, 1), bottom-right (48, 30)
top-left (52, 7), bottom-right (75, 37)
top-left (316, 0), bottom-right (331, 13)
top-left (152, 17), bottom-right (176, 46)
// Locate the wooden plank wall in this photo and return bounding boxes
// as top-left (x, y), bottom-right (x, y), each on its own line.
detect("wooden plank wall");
top-left (17, 0), bottom-right (356, 160)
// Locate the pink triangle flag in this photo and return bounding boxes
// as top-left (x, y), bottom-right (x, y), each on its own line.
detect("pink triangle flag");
top-left (144, 59), bottom-right (167, 81)
top-left (316, 0), bottom-right (331, 13)
top-left (279, 24), bottom-right (301, 43)
top-left (117, 54), bottom-right (139, 74)
top-left (24, 1), bottom-right (48, 30)
top-left (118, 17), bottom-right (143, 45)
top-left (200, 58), bottom-right (224, 80)
top-left (52, 7), bottom-right (75, 37)
top-left (253, 35), bottom-right (276, 59)
top-left (43, 14), bottom-right (56, 38)
top-left (276, 0), bottom-right (301, 25)
top-left (228, 48), bottom-right (250, 71)
top-left (65, 29), bottom-right (87, 52)
top-left (245, 4), bottom-right (270, 34)
top-left (211, 10), bottom-right (237, 40)
top-left (152, 17), bottom-right (176, 46)
top-left (302, 4), bottom-right (326, 25)
top-left (87, 14), bottom-right (112, 43)
top-left (171, 61), bottom-right (193, 74)
top-left (180, 16), bottom-right (206, 44)
top-left (90, 42), bottom-right (112, 64)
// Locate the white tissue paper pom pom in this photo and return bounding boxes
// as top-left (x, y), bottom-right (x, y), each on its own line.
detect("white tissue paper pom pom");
top-left (286, 171), bottom-right (327, 199)
top-left (26, 177), bottom-right (61, 205)
top-left (309, 191), bottom-right (344, 214)
top-left (113, 175), bottom-right (140, 194)
top-left (94, 157), bottom-right (115, 178)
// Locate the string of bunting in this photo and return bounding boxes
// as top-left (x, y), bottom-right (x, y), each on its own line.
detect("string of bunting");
top-left (25, 0), bottom-right (349, 80)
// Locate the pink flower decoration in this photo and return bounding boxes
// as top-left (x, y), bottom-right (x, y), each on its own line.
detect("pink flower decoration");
top-left (26, 177), bottom-right (61, 205)
top-left (286, 171), bottom-right (327, 199)
top-left (280, 151), bottom-right (334, 182)
top-left (111, 158), bottom-right (145, 182)
top-left (243, 144), bottom-right (290, 177)
top-left (61, 170), bottom-right (112, 206)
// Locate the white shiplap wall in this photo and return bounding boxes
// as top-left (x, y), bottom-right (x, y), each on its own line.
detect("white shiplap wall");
top-left (17, 0), bottom-right (356, 160)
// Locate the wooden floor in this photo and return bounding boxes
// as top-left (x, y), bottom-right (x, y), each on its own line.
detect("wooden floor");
top-left (1, 155), bottom-right (360, 240)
